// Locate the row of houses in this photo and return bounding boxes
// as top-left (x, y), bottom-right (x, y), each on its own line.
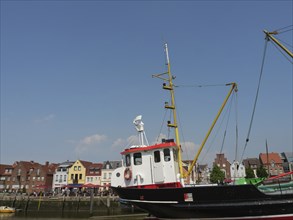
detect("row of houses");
top-left (212, 151), bottom-right (293, 181)
top-left (0, 159), bottom-right (121, 195)
top-left (1, 151), bottom-right (292, 194)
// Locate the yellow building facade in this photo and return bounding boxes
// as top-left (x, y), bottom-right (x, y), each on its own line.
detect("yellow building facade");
top-left (67, 160), bottom-right (91, 185)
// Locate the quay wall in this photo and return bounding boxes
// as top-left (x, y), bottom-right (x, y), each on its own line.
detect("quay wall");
top-left (0, 195), bottom-right (139, 217)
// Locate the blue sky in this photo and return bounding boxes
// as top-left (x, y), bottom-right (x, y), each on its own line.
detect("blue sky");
top-left (1, 1), bottom-right (292, 166)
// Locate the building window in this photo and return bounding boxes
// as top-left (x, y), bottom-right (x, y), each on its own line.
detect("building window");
top-left (78, 166), bottom-right (81, 171)
top-left (134, 153), bottom-right (142, 165)
top-left (154, 151), bottom-right (161, 163)
top-left (164, 149), bottom-right (171, 162)
top-left (103, 173), bottom-right (107, 179)
top-left (37, 169), bottom-right (40, 176)
top-left (109, 173), bottom-right (112, 179)
top-left (79, 174), bottom-right (82, 180)
top-left (74, 166), bottom-right (77, 171)
top-left (71, 174), bottom-right (74, 180)
top-left (64, 175), bottom-right (67, 182)
top-left (55, 175), bottom-right (58, 182)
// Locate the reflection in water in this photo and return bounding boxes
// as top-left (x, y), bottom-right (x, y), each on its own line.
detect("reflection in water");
top-left (0, 213), bottom-right (149, 220)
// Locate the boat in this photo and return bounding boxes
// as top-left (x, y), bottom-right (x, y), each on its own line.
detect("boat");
top-left (111, 30), bottom-right (293, 219)
top-left (0, 206), bottom-right (15, 213)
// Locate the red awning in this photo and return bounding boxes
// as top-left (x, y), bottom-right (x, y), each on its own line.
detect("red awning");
top-left (82, 183), bottom-right (99, 188)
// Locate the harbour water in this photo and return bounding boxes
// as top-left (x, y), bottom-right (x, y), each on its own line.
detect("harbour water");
top-left (0, 214), bottom-right (148, 220)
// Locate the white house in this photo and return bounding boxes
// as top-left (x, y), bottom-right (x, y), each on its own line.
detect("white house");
top-left (52, 161), bottom-right (74, 194)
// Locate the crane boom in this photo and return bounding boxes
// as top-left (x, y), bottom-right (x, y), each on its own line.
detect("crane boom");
top-left (264, 30), bottom-right (293, 58)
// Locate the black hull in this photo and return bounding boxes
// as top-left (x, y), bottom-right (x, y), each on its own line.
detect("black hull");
top-left (112, 185), bottom-right (293, 219)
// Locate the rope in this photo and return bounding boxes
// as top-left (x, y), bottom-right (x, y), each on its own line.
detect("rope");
top-left (240, 39), bottom-right (268, 162)
top-left (220, 93), bottom-right (234, 154)
top-left (156, 108), bottom-right (168, 143)
top-left (274, 25), bottom-right (293, 34)
top-left (270, 39), bottom-right (293, 64)
top-left (199, 94), bottom-right (234, 164)
top-left (176, 83), bottom-right (228, 88)
top-left (234, 92), bottom-right (239, 161)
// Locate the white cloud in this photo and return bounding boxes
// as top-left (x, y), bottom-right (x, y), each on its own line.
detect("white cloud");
top-left (111, 135), bottom-right (139, 149)
top-left (80, 134), bottom-right (107, 145)
top-left (34, 114), bottom-right (55, 123)
top-left (75, 133), bottom-right (107, 155)
top-left (152, 133), bottom-right (167, 144)
top-left (127, 135), bottom-right (139, 146)
top-left (112, 138), bottom-right (127, 148)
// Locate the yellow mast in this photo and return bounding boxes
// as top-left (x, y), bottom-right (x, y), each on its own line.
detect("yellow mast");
top-left (152, 43), bottom-right (184, 181)
top-left (264, 30), bottom-right (293, 58)
top-left (185, 83), bottom-right (238, 177)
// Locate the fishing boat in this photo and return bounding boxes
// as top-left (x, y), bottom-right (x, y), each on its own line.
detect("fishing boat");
top-left (0, 206), bottom-right (15, 213)
top-left (111, 30), bottom-right (293, 219)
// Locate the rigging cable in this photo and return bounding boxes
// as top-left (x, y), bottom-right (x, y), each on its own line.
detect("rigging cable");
top-left (199, 94), bottom-right (234, 164)
top-left (274, 25), bottom-right (293, 34)
top-left (220, 93), bottom-right (234, 154)
top-left (234, 91), bottom-right (239, 161)
top-left (156, 107), bottom-right (169, 143)
top-left (240, 39), bottom-right (268, 162)
top-left (270, 39), bottom-right (293, 64)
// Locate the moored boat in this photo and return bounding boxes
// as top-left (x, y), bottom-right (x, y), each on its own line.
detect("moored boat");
top-left (111, 30), bottom-right (293, 219)
top-left (0, 206), bottom-right (15, 213)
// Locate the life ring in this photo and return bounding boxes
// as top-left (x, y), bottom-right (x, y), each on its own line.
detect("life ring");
top-left (124, 168), bottom-right (132, 180)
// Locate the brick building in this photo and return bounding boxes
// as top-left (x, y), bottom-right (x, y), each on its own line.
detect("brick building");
top-left (259, 152), bottom-right (284, 177)
top-left (2, 161), bottom-right (57, 194)
top-left (213, 153), bottom-right (231, 179)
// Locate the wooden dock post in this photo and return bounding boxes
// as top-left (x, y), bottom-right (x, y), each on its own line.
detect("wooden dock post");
top-left (89, 188), bottom-right (94, 215)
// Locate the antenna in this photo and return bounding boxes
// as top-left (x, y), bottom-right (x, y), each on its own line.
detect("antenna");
top-left (133, 115), bottom-right (149, 146)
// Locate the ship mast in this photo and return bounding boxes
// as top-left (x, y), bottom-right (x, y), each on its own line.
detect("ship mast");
top-left (153, 43), bottom-right (184, 182)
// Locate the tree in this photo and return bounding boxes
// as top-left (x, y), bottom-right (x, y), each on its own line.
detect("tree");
top-left (257, 166), bottom-right (268, 178)
top-left (245, 167), bottom-right (255, 178)
top-left (210, 166), bottom-right (225, 183)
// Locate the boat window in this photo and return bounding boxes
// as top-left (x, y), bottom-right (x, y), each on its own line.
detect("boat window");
top-left (134, 153), bottom-right (142, 165)
top-left (164, 149), bottom-right (171, 162)
top-left (154, 151), bottom-right (161, 163)
top-left (126, 154), bottom-right (131, 166)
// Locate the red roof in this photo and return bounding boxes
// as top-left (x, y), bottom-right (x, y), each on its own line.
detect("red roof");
top-left (259, 152), bottom-right (282, 164)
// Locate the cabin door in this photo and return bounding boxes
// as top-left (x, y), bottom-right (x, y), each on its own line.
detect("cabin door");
top-left (153, 150), bottom-right (164, 183)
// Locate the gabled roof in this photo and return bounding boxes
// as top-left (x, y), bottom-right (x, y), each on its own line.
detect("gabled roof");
top-left (78, 160), bottom-right (93, 168)
top-left (259, 152), bottom-right (283, 164)
top-left (243, 158), bottom-right (260, 167)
